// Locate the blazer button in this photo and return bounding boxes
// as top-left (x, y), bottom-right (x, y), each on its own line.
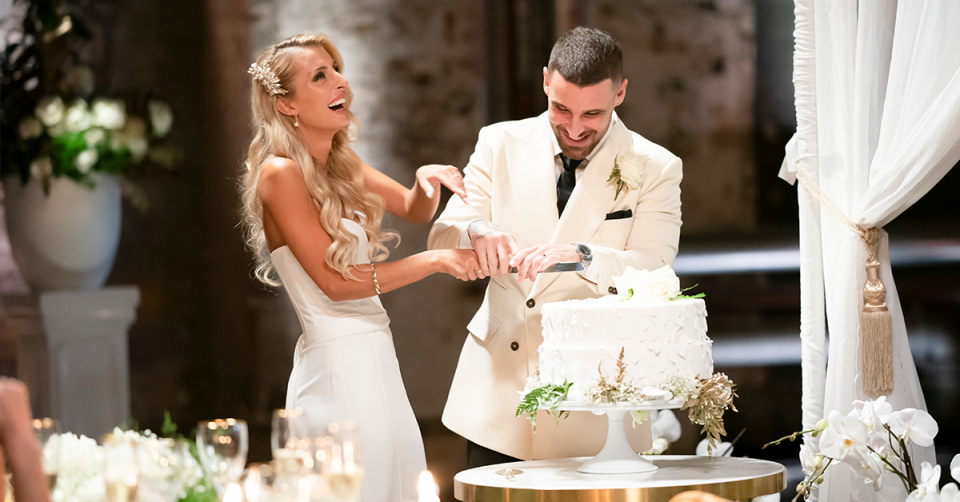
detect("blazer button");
top-left (608, 286), bottom-right (618, 294)
top-left (510, 341), bottom-right (519, 351)
top-left (525, 299), bottom-right (536, 308)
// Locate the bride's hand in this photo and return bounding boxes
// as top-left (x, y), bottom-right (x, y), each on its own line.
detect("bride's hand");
top-left (416, 164), bottom-right (468, 203)
top-left (434, 249), bottom-right (484, 281)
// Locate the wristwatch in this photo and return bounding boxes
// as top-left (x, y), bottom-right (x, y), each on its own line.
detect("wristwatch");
top-left (575, 242), bottom-right (593, 267)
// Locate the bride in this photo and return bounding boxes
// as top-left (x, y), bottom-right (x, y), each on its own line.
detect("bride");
top-left (239, 33), bottom-right (482, 501)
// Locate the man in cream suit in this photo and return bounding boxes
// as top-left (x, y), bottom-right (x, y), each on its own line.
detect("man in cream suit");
top-left (428, 27), bottom-right (682, 467)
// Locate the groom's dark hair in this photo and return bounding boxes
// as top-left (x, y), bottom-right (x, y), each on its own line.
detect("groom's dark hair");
top-left (547, 27), bottom-right (623, 87)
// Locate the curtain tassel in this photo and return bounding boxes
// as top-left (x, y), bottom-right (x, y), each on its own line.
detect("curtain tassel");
top-left (861, 228), bottom-right (893, 394)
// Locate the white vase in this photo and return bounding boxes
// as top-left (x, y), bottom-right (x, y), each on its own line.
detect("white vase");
top-left (3, 173), bottom-right (122, 292)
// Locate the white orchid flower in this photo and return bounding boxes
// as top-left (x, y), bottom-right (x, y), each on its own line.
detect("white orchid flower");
top-left (907, 462), bottom-right (942, 502)
top-left (819, 410), bottom-right (868, 460)
top-left (799, 444), bottom-right (818, 475)
top-left (941, 484), bottom-right (960, 502)
top-left (850, 396), bottom-right (892, 434)
top-left (889, 408), bottom-right (938, 447)
top-left (952, 454), bottom-right (960, 482)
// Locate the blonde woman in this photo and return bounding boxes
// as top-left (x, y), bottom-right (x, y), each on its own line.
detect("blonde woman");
top-left (241, 33), bottom-right (482, 500)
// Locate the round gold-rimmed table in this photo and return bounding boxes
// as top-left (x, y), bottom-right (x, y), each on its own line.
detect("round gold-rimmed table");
top-left (454, 455), bottom-right (786, 502)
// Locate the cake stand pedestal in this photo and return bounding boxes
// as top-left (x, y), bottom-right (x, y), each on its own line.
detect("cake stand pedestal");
top-left (557, 400), bottom-right (683, 474)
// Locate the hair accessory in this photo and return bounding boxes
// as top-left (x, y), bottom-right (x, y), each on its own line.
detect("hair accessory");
top-left (370, 262), bottom-right (382, 295)
top-left (248, 62), bottom-right (288, 97)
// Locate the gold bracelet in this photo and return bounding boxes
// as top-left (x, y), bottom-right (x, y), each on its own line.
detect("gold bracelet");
top-left (370, 262), bottom-right (382, 295)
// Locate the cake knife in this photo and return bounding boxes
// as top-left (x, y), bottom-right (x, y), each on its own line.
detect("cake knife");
top-left (508, 262), bottom-right (584, 274)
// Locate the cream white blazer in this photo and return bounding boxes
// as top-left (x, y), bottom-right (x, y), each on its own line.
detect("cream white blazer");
top-left (427, 112), bottom-right (682, 460)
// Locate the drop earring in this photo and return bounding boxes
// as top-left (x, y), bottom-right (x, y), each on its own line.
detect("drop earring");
top-left (294, 114), bottom-right (300, 128)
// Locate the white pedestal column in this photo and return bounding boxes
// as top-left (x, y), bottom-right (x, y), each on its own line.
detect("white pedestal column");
top-left (39, 286), bottom-right (140, 438)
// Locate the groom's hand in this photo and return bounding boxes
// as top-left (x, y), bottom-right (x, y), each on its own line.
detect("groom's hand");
top-left (510, 244), bottom-right (579, 283)
top-left (467, 220), bottom-right (519, 279)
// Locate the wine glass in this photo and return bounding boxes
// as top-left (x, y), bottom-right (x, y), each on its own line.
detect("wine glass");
top-left (322, 422), bottom-right (363, 502)
top-left (271, 408), bottom-right (312, 475)
top-left (196, 418), bottom-right (248, 497)
top-left (32, 418), bottom-right (60, 492)
top-left (103, 436), bottom-right (138, 502)
top-left (137, 438), bottom-right (187, 502)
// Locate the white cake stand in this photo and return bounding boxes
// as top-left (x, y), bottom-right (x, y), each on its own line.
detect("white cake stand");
top-left (558, 398), bottom-right (684, 475)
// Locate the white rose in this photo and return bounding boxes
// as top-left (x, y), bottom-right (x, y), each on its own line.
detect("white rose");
top-left (631, 266), bottom-right (681, 301)
top-left (75, 149), bottom-right (98, 173)
top-left (91, 99), bottom-right (126, 130)
top-left (64, 99), bottom-right (92, 132)
top-left (617, 153), bottom-right (646, 190)
top-left (83, 127), bottom-right (105, 148)
top-left (35, 96), bottom-right (65, 126)
top-left (612, 266), bottom-right (649, 300)
top-left (148, 99), bottom-right (173, 137)
top-left (19, 116), bottom-right (44, 139)
top-left (29, 155), bottom-right (53, 179)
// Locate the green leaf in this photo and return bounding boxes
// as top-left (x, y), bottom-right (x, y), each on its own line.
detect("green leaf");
top-left (516, 380), bottom-right (573, 431)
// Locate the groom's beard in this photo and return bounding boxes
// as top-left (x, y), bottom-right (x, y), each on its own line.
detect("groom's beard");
top-left (552, 123), bottom-right (604, 160)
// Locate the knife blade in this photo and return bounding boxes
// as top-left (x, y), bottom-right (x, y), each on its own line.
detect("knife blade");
top-left (508, 262), bottom-right (584, 274)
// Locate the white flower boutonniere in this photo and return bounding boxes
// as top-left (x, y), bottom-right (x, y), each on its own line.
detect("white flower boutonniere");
top-left (607, 152), bottom-right (646, 200)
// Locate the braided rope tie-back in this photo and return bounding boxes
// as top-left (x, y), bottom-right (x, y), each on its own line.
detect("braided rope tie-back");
top-left (794, 163), bottom-right (893, 394)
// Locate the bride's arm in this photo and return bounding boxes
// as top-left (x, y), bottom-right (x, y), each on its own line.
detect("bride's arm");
top-left (258, 159), bottom-right (481, 301)
top-left (362, 163), bottom-right (467, 224)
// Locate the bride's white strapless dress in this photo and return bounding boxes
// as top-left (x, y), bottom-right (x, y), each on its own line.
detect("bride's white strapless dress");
top-left (271, 218), bottom-right (426, 501)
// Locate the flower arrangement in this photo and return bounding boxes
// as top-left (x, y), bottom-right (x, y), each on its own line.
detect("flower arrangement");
top-left (0, 0), bottom-right (178, 205)
top-left (45, 413), bottom-right (215, 502)
top-left (516, 349), bottom-right (737, 454)
top-left (765, 397), bottom-right (960, 501)
top-left (612, 266), bottom-right (704, 302)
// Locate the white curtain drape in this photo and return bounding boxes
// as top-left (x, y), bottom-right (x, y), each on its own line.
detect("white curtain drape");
top-left (781, 0), bottom-right (960, 500)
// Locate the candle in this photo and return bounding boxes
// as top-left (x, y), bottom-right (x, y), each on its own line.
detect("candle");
top-left (417, 471), bottom-right (440, 502)
top-left (223, 483), bottom-right (242, 502)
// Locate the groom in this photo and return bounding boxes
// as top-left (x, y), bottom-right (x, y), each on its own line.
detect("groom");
top-left (428, 27), bottom-right (683, 467)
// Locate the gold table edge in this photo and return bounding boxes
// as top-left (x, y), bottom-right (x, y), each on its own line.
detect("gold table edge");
top-left (454, 467), bottom-right (786, 502)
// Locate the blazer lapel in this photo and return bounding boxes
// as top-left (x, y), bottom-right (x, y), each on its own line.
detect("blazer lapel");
top-left (505, 116), bottom-right (558, 248)
top-left (529, 118), bottom-right (635, 298)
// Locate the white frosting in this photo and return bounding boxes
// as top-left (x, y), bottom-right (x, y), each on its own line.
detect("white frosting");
top-left (539, 297), bottom-right (713, 400)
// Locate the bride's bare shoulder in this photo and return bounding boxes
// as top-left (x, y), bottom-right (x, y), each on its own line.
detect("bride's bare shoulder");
top-left (258, 156), bottom-right (306, 199)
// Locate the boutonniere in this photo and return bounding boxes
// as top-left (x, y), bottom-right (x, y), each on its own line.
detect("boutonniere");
top-left (606, 152), bottom-right (646, 200)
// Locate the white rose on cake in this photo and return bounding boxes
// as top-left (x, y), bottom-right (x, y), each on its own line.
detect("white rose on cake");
top-left (612, 265), bottom-right (681, 301)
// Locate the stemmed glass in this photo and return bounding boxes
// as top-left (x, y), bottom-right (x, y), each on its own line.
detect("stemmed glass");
top-left (196, 418), bottom-right (248, 497)
top-left (103, 436), bottom-right (139, 502)
top-left (322, 422), bottom-right (363, 502)
top-left (271, 408), bottom-right (312, 475)
top-left (137, 438), bottom-right (187, 502)
top-left (32, 418), bottom-right (60, 492)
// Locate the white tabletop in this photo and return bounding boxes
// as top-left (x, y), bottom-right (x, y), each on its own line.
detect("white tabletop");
top-left (454, 455), bottom-right (786, 501)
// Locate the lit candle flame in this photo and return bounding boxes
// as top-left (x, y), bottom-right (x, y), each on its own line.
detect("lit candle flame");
top-left (417, 471), bottom-right (440, 502)
top-left (223, 483), bottom-right (242, 502)
top-left (244, 465), bottom-right (261, 502)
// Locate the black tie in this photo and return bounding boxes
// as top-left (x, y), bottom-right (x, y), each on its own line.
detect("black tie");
top-left (557, 154), bottom-right (583, 216)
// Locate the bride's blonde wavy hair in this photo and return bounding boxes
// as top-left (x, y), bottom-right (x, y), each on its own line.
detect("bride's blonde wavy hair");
top-left (240, 33), bottom-right (397, 286)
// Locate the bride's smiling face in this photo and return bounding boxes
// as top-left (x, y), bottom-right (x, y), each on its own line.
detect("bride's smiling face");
top-left (279, 47), bottom-right (351, 133)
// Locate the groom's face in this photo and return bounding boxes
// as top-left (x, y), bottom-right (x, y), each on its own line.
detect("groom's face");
top-left (544, 68), bottom-right (628, 160)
